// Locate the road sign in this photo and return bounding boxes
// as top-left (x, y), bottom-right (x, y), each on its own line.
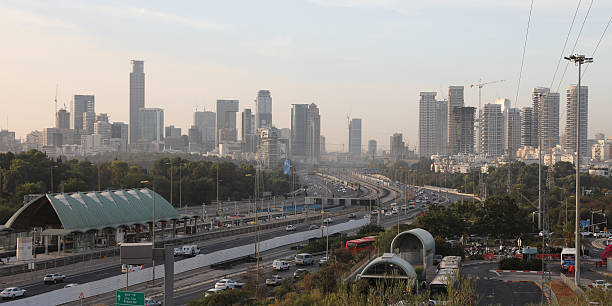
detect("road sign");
top-left (116, 290), bottom-right (145, 306)
top-left (581, 220), bottom-right (590, 228)
top-left (284, 160), bottom-right (291, 175)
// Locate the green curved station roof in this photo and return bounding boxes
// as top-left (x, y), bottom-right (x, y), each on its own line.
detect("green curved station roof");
top-left (5, 188), bottom-right (180, 234)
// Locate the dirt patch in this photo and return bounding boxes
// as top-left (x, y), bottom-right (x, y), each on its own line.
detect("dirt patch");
top-left (551, 280), bottom-right (578, 305)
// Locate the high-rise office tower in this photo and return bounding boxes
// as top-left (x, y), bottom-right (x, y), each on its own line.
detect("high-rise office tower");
top-left (419, 92), bottom-right (440, 157)
top-left (138, 108), bottom-right (164, 143)
top-left (97, 113), bottom-right (109, 123)
top-left (480, 103), bottom-right (504, 156)
top-left (260, 127), bottom-right (280, 168)
top-left (437, 100), bottom-right (448, 155)
top-left (391, 133), bottom-right (405, 160)
top-left (255, 90), bottom-right (272, 129)
top-left (55, 108), bottom-right (70, 129)
top-left (83, 111), bottom-right (96, 135)
top-left (367, 139), bottom-right (377, 159)
top-left (111, 122), bottom-right (129, 143)
top-left (521, 107), bottom-right (534, 147)
top-left (165, 125), bottom-right (181, 138)
top-left (241, 108), bottom-right (255, 153)
top-left (450, 107), bottom-right (475, 154)
top-left (532, 87), bottom-right (560, 150)
top-left (94, 120), bottom-right (112, 144)
top-left (306, 103), bottom-right (321, 164)
top-left (565, 85), bottom-right (588, 158)
top-left (70, 94), bottom-right (95, 131)
top-left (320, 135), bottom-right (326, 155)
top-left (129, 60), bottom-right (145, 145)
top-left (506, 108), bottom-right (522, 156)
top-left (349, 118), bottom-right (362, 160)
top-left (216, 100), bottom-right (239, 146)
top-left (194, 110), bottom-right (216, 152)
top-left (447, 86), bottom-right (464, 155)
top-left (290, 104), bottom-right (308, 158)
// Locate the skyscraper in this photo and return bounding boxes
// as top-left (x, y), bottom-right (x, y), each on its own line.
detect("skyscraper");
top-left (521, 107), bottom-right (534, 147)
top-left (138, 108), bottom-right (164, 151)
top-left (241, 108), bottom-right (255, 153)
top-left (367, 139), bottom-right (377, 159)
top-left (565, 85), bottom-right (588, 158)
top-left (419, 92), bottom-right (439, 157)
top-left (349, 118), bottom-right (362, 160)
top-left (320, 135), bottom-right (326, 155)
top-left (255, 90), bottom-right (272, 129)
top-left (194, 110), bottom-right (216, 152)
top-left (70, 94), bottom-right (94, 131)
top-left (450, 107), bottom-right (475, 154)
top-left (83, 111), bottom-right (96, 135)
top-left (480, 103), bottom-right (504, 156)
top-left (506, 108), bottom-right (522, 156)
top-left (111, 122), bottom-right (129, 143)
top-left (306, 103), bottom-right (321, 164)
top-left (532, 87), bottom-right (560, 150)
top-left (447, 86), bottom-right (464, 155)
top-left (391, 133), bottom-right (405, 160)
top-left (216, 100), bottom-right (239, 146)
top-left (129, 60), bottom-right (145, 145)
top-left (55, 108), bottom-right (70, 129)
top-left (290, 104), bottom-right (308, 158)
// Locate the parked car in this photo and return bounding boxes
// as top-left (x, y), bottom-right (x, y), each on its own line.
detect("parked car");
top-left (0, 287), bottom-right (25, 299)
top-left (286, 225), bottom-right (297, 231)
top-left (145, 297), bottom-right (162, 306)
top-left (293, 269), bottom-right (310, 279)
top-left (272, 259), bottom-right (290, 271)
top-left (295, 253), bottom-right (314, 265)
top-left (266, 275), bottom-right (283, 286)
top-left (44, 273), bottom-right (66, 284)
top-left (214, 279), bottom-right (243, 290)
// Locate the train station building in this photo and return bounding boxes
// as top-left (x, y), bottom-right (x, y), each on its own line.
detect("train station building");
top-left (1, 188), bottom-right (191, 257)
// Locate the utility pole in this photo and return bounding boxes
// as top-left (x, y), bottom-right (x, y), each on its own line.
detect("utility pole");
top-left (537, 91), bottom-right (543, 231)
top-left (564, 53), bottom-right (592, 287)
top-left (216, 165), bottom-right (220, 216)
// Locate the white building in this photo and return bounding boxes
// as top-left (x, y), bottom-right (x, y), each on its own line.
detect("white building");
top-left (480, 103), bottom-right (504, 157)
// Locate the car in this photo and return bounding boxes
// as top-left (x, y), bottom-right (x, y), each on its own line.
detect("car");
top-left (309, 225), bottom-right (319, 230)
top-left (266, 275), bottom-right (283, 286)
top-left (173, 248), bottom-right (182, 256)
top-left (181, 245), bottom-right (201, 256)
top-left (214, 279), bottom-right (243, 290)
top-left (145, 297), bottom-right (162, 306)
top-left (0, 287), bottom-right (25, 299)
top-left (64, 283), bottom-right (78, 288)
top-left (44, 273), bottom-right (66, 284)
top-left (204, 288), bottom-right (223, 297)
top-left (324, 217), bottom-right (334, 223)
top-left (122, 264), bottom-right (143, 273)
top-left (295, 253), bottom-right (314, 265)
top-left (591, 280), bottom-right (611, 288)
top-left (371, 210), bottom-right (378, 215)
top-left (286, 225), bottom-right (297, 231)
top-left (385, 211), bottom-right (393, 216)
top-left (319, 256), bottom-right (328, 265)
top-left (272, 259), bottom-right (290, 271)
top-left (348, 213), bottom-right (357, 219)
top-left (293, 269), bottom-right (310, 279)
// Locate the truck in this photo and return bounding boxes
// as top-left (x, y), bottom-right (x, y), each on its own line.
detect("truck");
top-left (181, 245), bottom-right (201, 256)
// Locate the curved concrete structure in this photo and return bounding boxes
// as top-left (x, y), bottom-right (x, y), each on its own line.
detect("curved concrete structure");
top-left (357, 253), bottom-right (416, 280)
top-left (390, 228), bottom-right (435, 272)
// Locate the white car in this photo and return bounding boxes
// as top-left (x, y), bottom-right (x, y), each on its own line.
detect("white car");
top-left (286, 225), bottom-right (297, 231)
top-left (205, 288), bottom-right (223, 297)
top-left (319, 256), bottom-right (328, 265)
top-left (272, 259), bottom-right (290, 271)
top-left (266, 275), bottom-right (283, 286)
top-left (64, 283), bottom-right (78, 288)
top-left (214, 279), bottom-right (243, 290)
top-left (324, 218), bottom-right (334, 223)
top-left (144, 297), bottom-right (162, 306)
top-left (0, 287), bottom-right (25, 299)
top-left (44, 273), bottom-right (66, 284)
top-left (121, 264), bottom-right (143, 273)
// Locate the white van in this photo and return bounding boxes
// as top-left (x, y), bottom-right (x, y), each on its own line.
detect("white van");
top-left (295, 253), bottom-right (313, 265)
top-left (272, 259), bottom-right (290, 271)
top-left (181, 245), bottom-right (201, 256)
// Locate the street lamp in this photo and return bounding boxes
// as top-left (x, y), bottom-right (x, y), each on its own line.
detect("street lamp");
top-left (50, 165), bottom-right (58, 193)
top-left (140, 180), bottom-right (157, 284)
top-left (564, 53), bottom-right (593, 287)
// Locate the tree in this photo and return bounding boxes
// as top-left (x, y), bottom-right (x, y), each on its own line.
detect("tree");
top-left (476, 195), bottom-right (527, 238)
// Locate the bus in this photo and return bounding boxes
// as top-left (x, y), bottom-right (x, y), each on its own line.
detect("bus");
top-left (346, 236), bottom-right (376, 254)
top-left (438, 256), bottom-right (462, 272)
top-left (561, 248), bottom-right (576, 272)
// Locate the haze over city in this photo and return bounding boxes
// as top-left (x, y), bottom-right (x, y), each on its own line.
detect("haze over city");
top-left (1, 0), bottom-right (611, 150)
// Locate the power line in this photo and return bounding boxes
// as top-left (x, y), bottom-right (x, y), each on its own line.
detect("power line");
top-left (513, 0), bottom-right (535, 109)
top-left (549, 0), bottom-right (583, 88)
top-left (581, 15), bottom-right (612, 77)
top-left (556, 0), bottom-right (594, 92)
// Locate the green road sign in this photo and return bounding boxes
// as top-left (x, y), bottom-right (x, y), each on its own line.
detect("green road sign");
top-left (116, 290), bottom-right (145, 306)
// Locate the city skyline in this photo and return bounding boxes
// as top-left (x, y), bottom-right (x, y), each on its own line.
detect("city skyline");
top-left (1, 1), bottom-right (611, 152)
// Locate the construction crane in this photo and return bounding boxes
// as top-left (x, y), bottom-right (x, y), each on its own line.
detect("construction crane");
top-left (469, 79), bottom-right (505, 154)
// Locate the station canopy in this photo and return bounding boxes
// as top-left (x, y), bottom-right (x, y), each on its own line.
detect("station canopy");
top-left (5, 188), bottom-right (180, 234)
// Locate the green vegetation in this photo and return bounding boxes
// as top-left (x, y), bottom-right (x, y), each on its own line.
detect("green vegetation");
top-left (498, 257), bottom-right (542, 271)
top-left (0, 150), bottom-right (291, 223)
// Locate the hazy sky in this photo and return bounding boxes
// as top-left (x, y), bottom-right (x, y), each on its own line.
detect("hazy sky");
top-left (1, 0), bottom-right (611, 152)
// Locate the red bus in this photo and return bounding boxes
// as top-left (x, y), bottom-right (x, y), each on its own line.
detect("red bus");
top-left (346, 236), bottom-right (376, 254)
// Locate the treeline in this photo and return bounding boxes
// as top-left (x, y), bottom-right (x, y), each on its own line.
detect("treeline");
top-left (0, 150), bottom-right (291, 223)
top-left (382, 158), bottom-right (612, 236)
